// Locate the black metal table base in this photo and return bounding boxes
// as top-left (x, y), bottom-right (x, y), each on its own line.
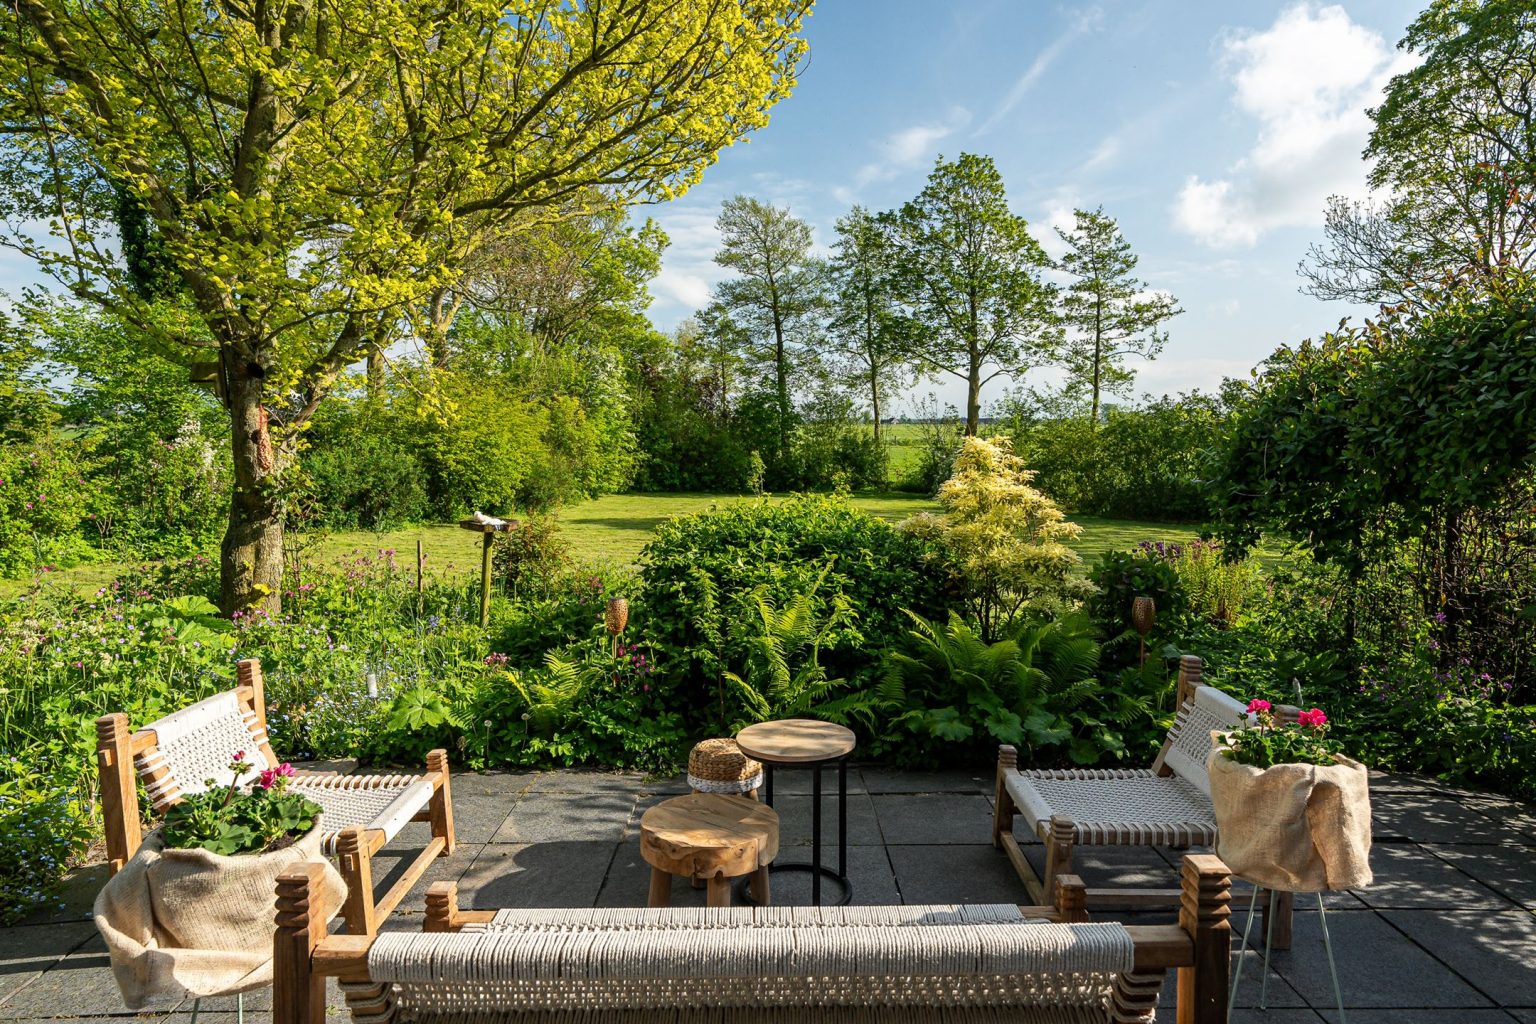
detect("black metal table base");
top-left (739, 756), bottom-right (853, 907)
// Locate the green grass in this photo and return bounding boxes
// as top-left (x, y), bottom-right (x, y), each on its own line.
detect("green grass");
top-left (3, 491), bottom-right (1223, 596)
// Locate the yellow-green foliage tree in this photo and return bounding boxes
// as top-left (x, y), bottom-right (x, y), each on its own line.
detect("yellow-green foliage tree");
top-left (0, 0), bottom-right (809, 613)
top-left (902, 436), bottom-right (1088, 641)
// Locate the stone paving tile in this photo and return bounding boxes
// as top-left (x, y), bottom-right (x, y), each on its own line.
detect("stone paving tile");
top-left (765, 791), bottom-right (884, 847)
top-left (1509, 1010), bottom-right (1536, 1022)
top-left (491, 791), bottom-right (636, 843)
top-left (871, 792), bottom-right (994, 845)
top-left (392, 792), bottom-right (514, 846)
top-left (454, 841), bottom-right (617, 909)
top-left (771, 845), bottom-right (900, 906)
top-left (1270, 909), bottom-right (1493, 1008)
top-left (1427, 843), bottom-right (1536, 910)
top-left (886, 844), bottom-right (1024, 904)
top-left (1385, 909), bottom-right (1536, 1008)
top-left (1464, 795), bottom-right (1536, 845)
top-left (759, 763), bottom-right (865, 796)
top-left (0, 935), bottom-right (129, 1021)
top-left (1226, 1010), bottom-right (1324, 1024)
top-left (0, 922), bottom-right (97, 1008)
top-left (1349, 843), bottom-right (1515, 910)
top-left (443, 769), bottom-right (542, 798)
top-left (528, 771), bottom-right (651, 796)
top-left (1373, 793), bottom-right (1531, 846)
top-left (858, 767), bottom-right (989, 795)
top-left (1151, 917), bottom-right (1308, 1008)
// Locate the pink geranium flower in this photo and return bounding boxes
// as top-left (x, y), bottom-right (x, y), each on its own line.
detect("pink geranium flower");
top-left (1297, 707), bottom-right (1329, 728)
top-left (1246, 699), bottom-right (1272, 714)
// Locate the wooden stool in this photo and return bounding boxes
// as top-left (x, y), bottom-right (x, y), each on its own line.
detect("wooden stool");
top-left (639, 793), bottom-right (778, 908)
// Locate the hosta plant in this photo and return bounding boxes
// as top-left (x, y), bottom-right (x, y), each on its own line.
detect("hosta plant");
top-left (161, 752), bottom-right (322, 856)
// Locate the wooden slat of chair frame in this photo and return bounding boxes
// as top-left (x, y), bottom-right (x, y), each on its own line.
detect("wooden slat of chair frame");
top-left (275, 855), bottom-right (1230, 1024)
top-left (991, 655), bottom-right (1295, 948)
top-left (95, 658), bottom-right (456, 935)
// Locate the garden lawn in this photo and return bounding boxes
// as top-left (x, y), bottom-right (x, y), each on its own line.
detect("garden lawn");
top-left (0, 493), bottom-right (1214, 594)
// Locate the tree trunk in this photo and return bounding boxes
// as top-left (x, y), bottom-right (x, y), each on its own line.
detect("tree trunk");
top-left (773, 314), bottom-right (790, 458)
top-left (870, 374), bottom-right (882, 445)
top-left (220, 369), bottom-right (286, 616)
top-left (965, 359), bottom-right (981, 437)
top-left (366, 342), bottom-right (384, 400)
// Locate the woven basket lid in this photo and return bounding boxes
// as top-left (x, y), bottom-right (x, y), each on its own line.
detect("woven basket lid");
top-left (688, 738), bottom-right (762, 784)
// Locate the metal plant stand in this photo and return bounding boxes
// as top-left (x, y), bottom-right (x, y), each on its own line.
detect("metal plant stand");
top-left (1229, 885), bottom-right (1347, 1023)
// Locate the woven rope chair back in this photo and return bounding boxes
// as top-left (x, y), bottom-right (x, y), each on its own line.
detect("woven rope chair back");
top-left (1161, 685), bottom-right (1247, 796)
top-left (134, 690), bottom-right (274, 812)
top-left (340, 914), bottom-right (1135, 1022)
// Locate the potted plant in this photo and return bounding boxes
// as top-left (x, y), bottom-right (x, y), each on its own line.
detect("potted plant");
top-left (95, 751), bottom-right (346, 1008)
top-left (1206, 701), bottom-right (1373, 892)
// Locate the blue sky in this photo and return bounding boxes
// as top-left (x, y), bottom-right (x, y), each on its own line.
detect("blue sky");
top-left (643, 0), bottom-right (1425, 413)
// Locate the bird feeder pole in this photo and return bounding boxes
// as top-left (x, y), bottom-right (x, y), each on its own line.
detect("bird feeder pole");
top-left (459, 514), bottom-right (516, 628)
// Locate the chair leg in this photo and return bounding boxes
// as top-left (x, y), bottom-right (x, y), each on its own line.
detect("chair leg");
top-left (1041, 815), bottom-right (1075, 901)
top-left (648, 867), bottom-right (672, 908)
top-left (425, 749), bottom-right (455, 857)
top-left (335, 826), bottom-right (377, 935)
top-left (992, 745), bottom-right (1017, 849)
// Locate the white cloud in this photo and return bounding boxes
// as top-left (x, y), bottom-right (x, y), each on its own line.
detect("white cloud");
top-left (836, 109), bottom-right (972, 203)
top-left (974, 8), bottom-right (1103, 137)
top-left (1173, 3), bottom-right (1417, 249)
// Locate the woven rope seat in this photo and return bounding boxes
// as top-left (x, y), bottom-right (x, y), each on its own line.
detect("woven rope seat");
top-left (134, 689), bottom-right (434, 855)
top-left (1005, 769), bottom-right (1216, 846)
top-left (337, 905), bottom-right (1136, 1024)
top-left (687, 738), bottom-right (764, 795)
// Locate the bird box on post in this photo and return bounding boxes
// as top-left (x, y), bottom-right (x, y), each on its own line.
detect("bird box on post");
top-left (459, 512), bottom-right (518, 627)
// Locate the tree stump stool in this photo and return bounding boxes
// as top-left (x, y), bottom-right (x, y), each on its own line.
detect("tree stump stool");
top-left (639, 793), bottom-right (779, 908)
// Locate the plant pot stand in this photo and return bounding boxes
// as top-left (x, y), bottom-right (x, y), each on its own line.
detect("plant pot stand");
top-left (1229, 882), bottom-right (1347, 1024)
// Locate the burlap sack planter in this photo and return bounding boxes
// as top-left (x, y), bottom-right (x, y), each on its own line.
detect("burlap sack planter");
top-left (1206, 747), bottom-right (1373, 893)
top-left (94, 823), bottom-right (346, 1008)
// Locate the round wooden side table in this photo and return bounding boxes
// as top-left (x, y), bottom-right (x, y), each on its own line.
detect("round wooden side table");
top-left (735, 718), bottom-right (856, 906)
top-left (639, 792), bottom-right (779, 907)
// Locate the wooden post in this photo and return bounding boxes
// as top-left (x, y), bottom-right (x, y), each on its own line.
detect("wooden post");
top-left (992, 744), bottom-right (1017, 848)
top-left (424, 881), bottom-right (458, 932)
top-left (426, 748), bottom-right (456, 856)
top-left (1055, 872), bottom-right (1088, 923)
top-left (1042, 814), bottom-right (1075, 900)
top-left (335, 826), bottom-right (377, 935)
top-left (1177, 854), bottom-right (1231, 1024)
top-left (96, 714), bottom-right (141, 874)
top-left (274, 864), bottom-right (330, 1024)
top-left (478, 531), bottom-right (493, 627)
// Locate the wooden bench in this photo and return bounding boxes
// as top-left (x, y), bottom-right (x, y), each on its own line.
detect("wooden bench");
top-left (271, 854), bottom-right (1233, 1024)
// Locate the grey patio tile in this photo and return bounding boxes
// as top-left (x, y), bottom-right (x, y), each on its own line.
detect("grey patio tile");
top-left (872, 793), bottom-right (994, 845)
top-left (368, 842), bottom-right (482, 915)
top-left (530, 770), bottom-right (650, 796)
top-left (1372, 793), bottom-right (1530, 846)
top-left (1428, 844), bottom-right (1536, 910)
top-left (760, 763), bottom-right (865, 796)
top-left (1016, 843), bottom-right (1181, 892)
top-left (1151, 918), bottom-right (1308, 1008)
top-left (1464, 796), bottom-right (1536, 845)
top-left (766, 791), bottom-right (884, 847)
top-left (858, 767), bottom-right (990, 794)
top-left (887, 844), bottom-right (1024, 904)
top-left (1509, 1011), bottom-right (1536, 1022)
top-left (0, 922), bottom-right (97, 1008)
top-left (454, 841), bottom-right (616, 909)
top-left (390, 794), bottom-right (515, 846)
top-left (1314, 1012), bottom-right (1518, 1023)
top-left (0, 935), bottom-right (135, 1021)
top-left (594, 840), bottom-right (657, 908)
top-left (1227, 1010), bottom-right (1324, 1024)
top-left (1271, 909), bottom-right (1492, 1008)
top-left (1385, 909), bottom-right (1536, 1007)
top-left (491, 791), bottom-right (636, 843)
top-left (767, 845), bottom-right (900, 907)
top-left (636, 772), bottom-right (692, 795)
top-left (1350, 843), bottom-right (1514, 910)
top-left (445, 769), bottom-right (541, 798)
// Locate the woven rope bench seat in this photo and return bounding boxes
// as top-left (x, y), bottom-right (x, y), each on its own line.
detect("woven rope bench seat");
top-left (1004, 769), bottom-right (1217, 846)
top-left (337, 913), bottom-right (1135, 1023)
top-left (346, 1008), bottom-right (1114, 1024)
top-left (290, 775), bottom-right (436, 855)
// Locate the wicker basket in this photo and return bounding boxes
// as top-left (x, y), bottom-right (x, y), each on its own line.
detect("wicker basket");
top-left (687, 738), bottom-right (764, 796)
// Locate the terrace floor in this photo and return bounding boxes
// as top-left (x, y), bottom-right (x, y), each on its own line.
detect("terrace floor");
top-left (3, 765), bottom-right (1534, 1023)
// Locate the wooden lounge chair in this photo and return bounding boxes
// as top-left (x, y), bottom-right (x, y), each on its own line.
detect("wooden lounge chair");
top-left (272, 854), bottom-right (1234, 1024)
top-left (97, 658), bottom-right (455, 934)
top-left (992, 655), bottom-right (1295, 944)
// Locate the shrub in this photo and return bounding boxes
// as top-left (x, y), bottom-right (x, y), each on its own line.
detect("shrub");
top-left (492, 513), bottom-right (573, 599)
top-left (0, 439), bottom-right (98, 576)
top-left (639, 494), bottom-right (948, 713)
top-left (304, 413), bottom-right (429, 530)
top-left (1154, 539), bottom-right (1260, 625)
top-left (1086, 547), bottom-right (1187, 642)
top-left (900, 436), bottom-right (1090, 641)
top-left (0, 756), bottom-right (94, 924)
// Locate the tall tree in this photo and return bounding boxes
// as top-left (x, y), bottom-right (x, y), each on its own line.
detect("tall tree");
top-left (887, 154), bottom-right (1057, 436)
top-left (1055, 207), bottom-right (1181, 426)
top-left (708, 195), bottom-right (823, 461)
top-left (0, 1), bottom-right (809, 613)
top-left (1301, 0), bottom-right (1536, 303)
top-left (826, 207), bottom-right (913, 446)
